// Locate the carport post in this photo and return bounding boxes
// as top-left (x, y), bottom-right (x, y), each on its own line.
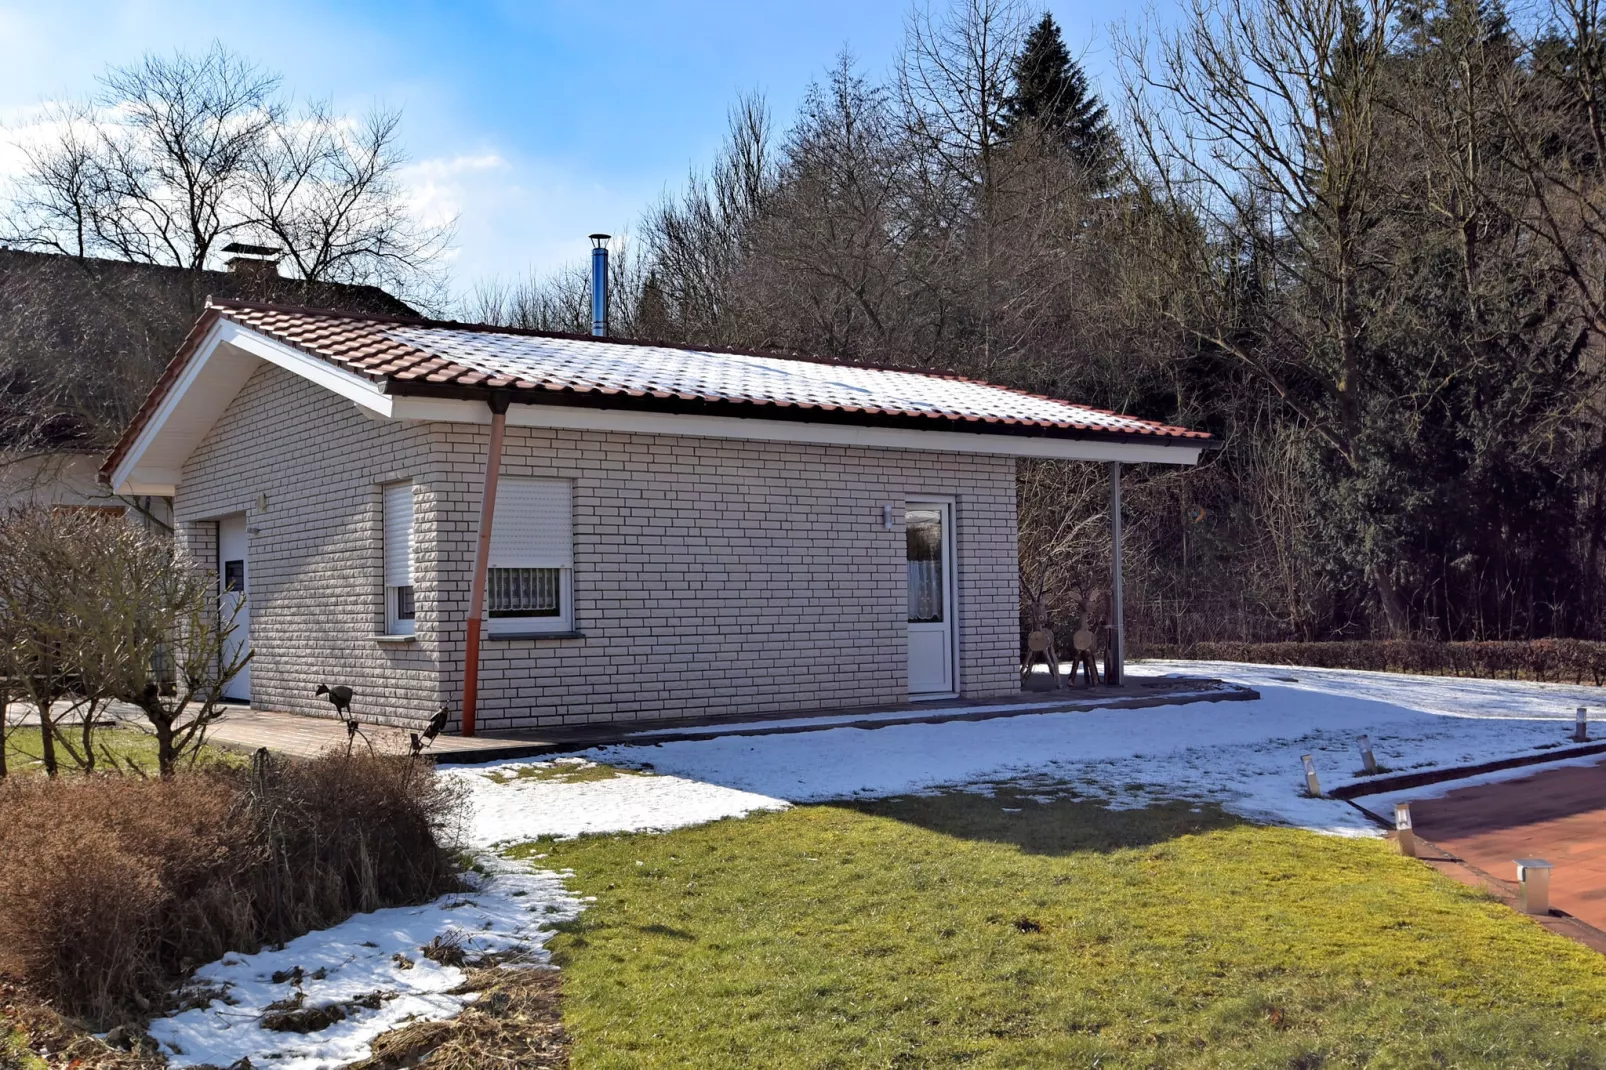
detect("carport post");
top-left (1109, 461), bottom-right (1125, 685)
top-left (462, 392), bottom-right (511, 737)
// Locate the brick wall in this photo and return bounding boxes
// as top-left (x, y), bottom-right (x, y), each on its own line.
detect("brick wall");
top-left (175, 363), bottom-right (445, 726)
top-left (432, 424), bottom-right (1019, 731)
top-left (176, 362), bottom-right (1021, 730)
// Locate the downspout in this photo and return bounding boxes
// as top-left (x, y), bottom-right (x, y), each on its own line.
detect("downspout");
top-left (461, 392), bottom-right (511, 737)
top-left (1109, 461), bottom-right (1124, 685)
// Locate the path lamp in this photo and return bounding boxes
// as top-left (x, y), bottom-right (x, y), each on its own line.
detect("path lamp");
top-left (1515, 859), bottom-right (1553, 915)
top-left (1575, 707), bottom-right (1589, 743)
top-left (1300, 754), bottom-right (1321, 797)
top-left (1394, 803), bottom-right (1415, 857)
top-left (1357, 735), bottom-right (1378, 775)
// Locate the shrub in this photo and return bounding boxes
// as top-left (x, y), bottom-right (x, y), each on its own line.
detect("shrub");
top-left (1135, 638), bottom-right (1606, 685)
top-left (0, 749), bottom-right (464, 1027)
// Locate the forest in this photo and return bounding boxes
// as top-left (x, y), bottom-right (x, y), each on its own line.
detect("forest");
top-left (5, 0), bottom-right (1606, 646)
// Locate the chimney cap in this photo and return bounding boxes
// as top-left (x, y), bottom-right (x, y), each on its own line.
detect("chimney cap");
top-left (221, 242), bottom-right (282, 257)
top-left (589, 233), bottom-right (611, 248)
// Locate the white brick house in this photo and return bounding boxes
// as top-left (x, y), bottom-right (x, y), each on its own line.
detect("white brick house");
top-left (101, 300), bottom-right (1211, 733)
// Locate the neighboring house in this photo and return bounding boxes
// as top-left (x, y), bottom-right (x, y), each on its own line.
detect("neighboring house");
top-left (0, 449), bottom-right (171, 528)
top-left (0, 245), bottom-right (415, 527)
top-left (102, 299), bottom-right (1212, 732)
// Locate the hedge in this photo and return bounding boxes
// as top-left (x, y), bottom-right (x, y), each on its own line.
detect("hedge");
top-left (1134, 639), bottom-right (1606, 685)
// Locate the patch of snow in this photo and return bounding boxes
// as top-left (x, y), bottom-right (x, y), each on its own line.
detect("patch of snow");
top-left (149, 858), bottom-right (582, 1070)
top-left (525, 662), bottom-right (1599, 837)
top-left (1134, 660), bottom-right (1598, 721)
top-left (439, 758), bottom-right (789, 845)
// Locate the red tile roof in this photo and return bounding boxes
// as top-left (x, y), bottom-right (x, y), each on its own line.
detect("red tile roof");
top-left (104, 300), bottom-right (1211, 479)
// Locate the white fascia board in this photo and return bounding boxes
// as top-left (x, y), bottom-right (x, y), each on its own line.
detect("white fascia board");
top-left (217, 322), bottom-right (393, 417)
top-left (388, 396), bottom-right (1203, 466)
top-left (109, 320), bottom-right (393, 494)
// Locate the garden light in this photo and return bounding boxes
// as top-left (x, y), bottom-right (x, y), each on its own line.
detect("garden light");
top-left (1515, 859), bottom-right (1553, 915)
top-left (1394, 803), bottom-right (1415, 857)
top-left (1301, 754), bottom-right (1321, 796)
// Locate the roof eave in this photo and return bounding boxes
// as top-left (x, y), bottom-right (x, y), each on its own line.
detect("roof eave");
top-left (380, 378), bottom-right (1213, 453)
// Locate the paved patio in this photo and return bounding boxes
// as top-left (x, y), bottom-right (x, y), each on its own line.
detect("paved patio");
top-left (198, 675), bottom-right (1256, 763)
top-left (1390, 761), bottom-right (1606, 932)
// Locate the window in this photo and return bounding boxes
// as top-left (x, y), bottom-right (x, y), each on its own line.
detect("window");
top-left (487, 478), bottom-right (573, 634)
top-left (383, 481), bottom-right (416, 635)
top-left (906, 507), bottom-right (944, 623)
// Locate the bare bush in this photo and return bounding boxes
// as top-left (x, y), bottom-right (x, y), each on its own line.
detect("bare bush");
top-left (0, 507), bottom-right (247, 778)
top-left (0, 749), bottom-right (464, 1027)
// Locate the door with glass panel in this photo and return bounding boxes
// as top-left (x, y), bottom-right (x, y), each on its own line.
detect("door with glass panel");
top-left (906, 501), bottom-right (955, 696)
top-left (218, 514), bottom-right (251, 701)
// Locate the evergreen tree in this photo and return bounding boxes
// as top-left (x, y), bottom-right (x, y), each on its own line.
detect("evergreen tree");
top-left (1004, 13), bottom-right (1116, 184)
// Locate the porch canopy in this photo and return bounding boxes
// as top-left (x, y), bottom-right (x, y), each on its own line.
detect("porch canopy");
top-left (103, 300), bottom-right (1214, 725)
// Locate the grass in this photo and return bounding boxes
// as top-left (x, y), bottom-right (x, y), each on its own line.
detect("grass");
top-left (518, 790), bottom-right (1606, 1068)
top-left (2, 725), bottom-right (238, 776)
top-left (480, 759), bottom-right (641, 786)
top-left (0, 1027), bottom-right (44, 1070)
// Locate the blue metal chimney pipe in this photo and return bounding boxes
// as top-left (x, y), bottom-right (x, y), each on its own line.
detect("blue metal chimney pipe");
top-left (589, 233), bottom-right (610, 337)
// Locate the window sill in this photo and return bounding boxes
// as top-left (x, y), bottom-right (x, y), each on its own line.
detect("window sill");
top-left (485, 629), bottom-right (586, 641)
top-left (371, 633), bottom-right (417, 644)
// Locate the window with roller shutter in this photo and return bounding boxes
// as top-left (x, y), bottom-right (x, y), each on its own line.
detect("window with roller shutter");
top-left (382, 481), bottom-right (416, 635)
top-left (487, 478), bottom-right (573, 634)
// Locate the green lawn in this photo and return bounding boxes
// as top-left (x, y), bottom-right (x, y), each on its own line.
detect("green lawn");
top-left (3, 724), bottom-right (236, 776)
top-left (518, 791), bottom-right (1606, 1069)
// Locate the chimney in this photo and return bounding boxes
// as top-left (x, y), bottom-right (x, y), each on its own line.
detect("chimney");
top-left (589, 234), bottom-right (610, 337)
top-left (222, 242), bottom-right (282, 279)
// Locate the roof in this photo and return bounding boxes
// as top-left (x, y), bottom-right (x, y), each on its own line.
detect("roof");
top-left (102, 300), bottom-right (1212, 488)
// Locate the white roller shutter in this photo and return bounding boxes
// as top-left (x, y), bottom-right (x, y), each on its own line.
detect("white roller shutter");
top-left (383, 482), bottom-right (415, 587)
top-left (490, 478), bottom-right (572, 568)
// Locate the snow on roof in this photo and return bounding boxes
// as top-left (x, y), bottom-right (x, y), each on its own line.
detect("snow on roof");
top-left (209, 301), bottom-right (1210, 440)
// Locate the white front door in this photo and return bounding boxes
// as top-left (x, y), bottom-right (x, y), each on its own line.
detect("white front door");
top-left (906, 501), bottom-right (955, 696)
top-left (218, 514), bottom-right (251, 702)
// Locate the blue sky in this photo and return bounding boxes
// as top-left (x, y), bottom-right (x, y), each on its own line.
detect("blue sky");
top-left (0, 1), bottom-right (1136, 291)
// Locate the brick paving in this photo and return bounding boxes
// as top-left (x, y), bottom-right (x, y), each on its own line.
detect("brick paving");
top-left (1403, 760), bottom-right (1606, 931)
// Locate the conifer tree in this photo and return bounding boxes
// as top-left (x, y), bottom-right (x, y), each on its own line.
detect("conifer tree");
top-left (1005, 13), bottom-right (1116, 184)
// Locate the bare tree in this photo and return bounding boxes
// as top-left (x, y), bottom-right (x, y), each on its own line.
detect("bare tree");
top-left (3, 43), bottom-right (449, 302)
top-left (900, 0), bottom-right (1031, 371)
top-left (85, 537), bottom-right (249, 778)
top-left (246, 102), bottom-right (452, 294)
top-left (1116, 0), bottom-right (1412, 632)
top-left (0, 509), bottom-right (121, 776)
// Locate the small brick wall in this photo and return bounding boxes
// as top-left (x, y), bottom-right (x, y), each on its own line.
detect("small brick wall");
top-left (176, 362), bottom-right (1021, 730)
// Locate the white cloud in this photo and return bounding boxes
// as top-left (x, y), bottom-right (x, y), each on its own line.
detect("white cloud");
top-left (398, 147), bottom-right (654, 288)
top-left (399, 151), bottom-right (508, 229)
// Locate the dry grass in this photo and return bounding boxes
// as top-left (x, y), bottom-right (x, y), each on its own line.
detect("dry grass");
top-left (0, 983), bottom-right (158, 1070)
top-left (0, 750), bottom-right (465, 1029)
top-left (480, 759), bottom-right (637, 786)
top-left (349, 966), bottom-right (568, 1070)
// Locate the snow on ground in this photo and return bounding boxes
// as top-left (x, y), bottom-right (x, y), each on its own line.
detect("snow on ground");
top-left (150, 857), bottom-right (583, 1070)
top-left (442, 662), bottom-right (1598, 840)
top-left (1138, 660), bottom-right (1606, 721)
top-left (439, 757), bottom-right (790, 845)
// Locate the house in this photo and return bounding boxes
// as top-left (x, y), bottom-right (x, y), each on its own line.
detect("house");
top-left (0, 245), bottom-right (414, 527)
top-left (101, 298), bottom-right (1211, 733)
